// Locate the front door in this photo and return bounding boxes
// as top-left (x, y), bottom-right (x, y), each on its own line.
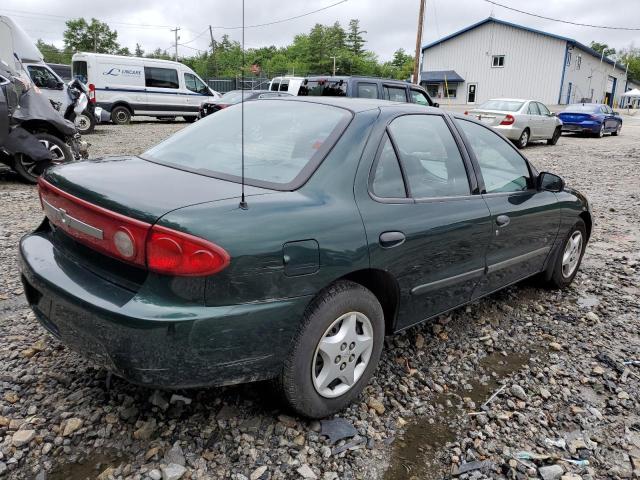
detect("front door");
top-left (356, 113), bottom-right (492, 330)
top-left (454, 118), bottom-right (562, 295)
top-left (26, 65), bottom-right (65, 104)
top-left (467, 83), bottom-right (477, 104)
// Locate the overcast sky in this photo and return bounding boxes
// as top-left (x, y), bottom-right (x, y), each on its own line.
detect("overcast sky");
top-left (2, 0), bottom-right (639, 62)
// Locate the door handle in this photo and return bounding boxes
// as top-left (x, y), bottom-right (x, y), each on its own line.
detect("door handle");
top-left (496, 215), bottom-right (510, 227)
top-left (379, 231), bottom-right (406, 248)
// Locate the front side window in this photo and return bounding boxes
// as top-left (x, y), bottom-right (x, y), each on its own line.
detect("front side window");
top-left (388, 115), bottom-right (470, 198)
top-left (143, 101), bottom-right (351, 188)
top-left (27, 66), bottom-right (59, 89)
top-left (492, 55), bottom-right (505, 67)
top-left (184, 73), bottom-right (209, 94)
top-left (72, 60), bottom-right (88, 83)
top-left (383, 86), bottom-right (408, 102)
top-left (537, 102), bottom-right (551, 115)
top-left (456, 119), bottom-right (531, 193)
top-left (371, 134), bottom-right (406, 198)
top-left (145, 67), bottom-right (179, 89)
top-left (410, 89), bottom-right (430, 105)
top-left (357, 82), bottom-right (378, 99)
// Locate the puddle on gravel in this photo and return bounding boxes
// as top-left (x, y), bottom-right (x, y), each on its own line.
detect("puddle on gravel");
top-left (49, 450), bottom-right (130, 480)
top-left (384, 351), bottom-right (533, 480)
top-left (578, 295), bottom-right (600, 309)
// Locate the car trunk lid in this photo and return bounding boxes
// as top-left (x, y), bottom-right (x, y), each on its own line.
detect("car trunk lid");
top-left (466, 109), bottom-right (513, 126)
top-left (558, 112), bottom-right (594, 122)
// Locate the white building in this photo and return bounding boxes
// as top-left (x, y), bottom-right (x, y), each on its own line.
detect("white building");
top-left (421, 17), bottom-right (629, 107)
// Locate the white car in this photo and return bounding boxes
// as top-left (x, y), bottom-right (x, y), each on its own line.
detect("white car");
top-left (71, 52), bottom-right (220, 124)
top-left (465, 98), bottom-right (563, 148)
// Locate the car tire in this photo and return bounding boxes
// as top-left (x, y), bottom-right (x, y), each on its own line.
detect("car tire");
top-left (596, 123), bottom-right (605, 138)
top-left (611, 123), bottom-right (621, 136)
top-left (547, 126), bottom-right (561, 145)
top-left (73, 110), bottom-right (96, 134)
top-left (516, 128), bottom-right (530, 148)
top-left (278, 280), bottom-right (384, 418)
top-left (183, 116), bottom-right (197, 123)
top-left (111, 106), bottom-right (132, 125)
top-left (13, 133), bottom-right (73, 184)
top-left (544, 219), bottom-right (587, 289)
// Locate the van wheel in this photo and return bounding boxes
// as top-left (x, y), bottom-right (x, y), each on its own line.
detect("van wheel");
top-left (111, 106), bottom-right (132, 125)
top-left (278, 280), bottom-right (384, 418)
top-left (183, 116), bottom-right (197, 123)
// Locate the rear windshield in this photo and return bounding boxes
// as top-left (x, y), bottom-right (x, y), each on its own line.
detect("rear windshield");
top-left (478, 100), bottom-right (524, 112)
top-left (142, 100), bottom-right (351, 189)
top-left (564, 104), bottom-right (600, 112)
top-left (298, 80), bottom-right (347, 97)
top-left (72, 60), bottom-right (88, 83)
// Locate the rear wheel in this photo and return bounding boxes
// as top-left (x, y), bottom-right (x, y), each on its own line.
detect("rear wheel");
top-left (595, 123), bottom-right (605, 138)
top-left (73, 110), bottom-right (96, 134)
top-left (279, 280), bottom-right (384, 418)
top-left (611, 123), bottom-right (621, 136)
top-left (183, 116), bottom-right (197, 123)
top-left (111, 106), bottom-right (132, 125)
top-left (516, 128), bottom-right (530, 148)
top-left (547, 126), bottom-right (561, 145)
top-left (13, 133), bottom-right (73, 183)
top-left (544, 219), bottom-right (587, 289)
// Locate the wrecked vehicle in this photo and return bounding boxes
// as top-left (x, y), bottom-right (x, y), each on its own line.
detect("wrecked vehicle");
top-left (0, 15), bottom-right (88, 182)
top-left (19, 98), bottom-right (591, 418)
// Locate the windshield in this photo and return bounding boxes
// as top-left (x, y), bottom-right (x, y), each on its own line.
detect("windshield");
top-left (564, 104), bottom-right (600, 113)
top-left (143, 100), bottom-right (351, 188)
top-left (298, 80), bottom-right (347, 97)
top-left (478, 100), bottom-right (524, 112)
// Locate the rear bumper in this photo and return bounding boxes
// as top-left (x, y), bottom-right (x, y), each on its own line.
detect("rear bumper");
top-left (560, 121), bottom-right (600, 133)
top-left (19, 231), bottom-right (310, 389)
top-left (493, 124), bottom-right (524, 140)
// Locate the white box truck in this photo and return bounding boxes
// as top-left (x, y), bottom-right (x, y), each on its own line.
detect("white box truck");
top-left (71, 53), bottom-right (220, 124)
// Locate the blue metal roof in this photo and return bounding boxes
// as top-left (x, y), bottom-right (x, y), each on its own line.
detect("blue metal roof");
top-left (421, 70), bottom-right (465, 83)
top-left (421, 17), bottom-right (625, 70)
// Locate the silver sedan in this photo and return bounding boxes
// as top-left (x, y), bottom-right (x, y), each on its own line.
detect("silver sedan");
top-left (465, 98), bottom-right (563, 148)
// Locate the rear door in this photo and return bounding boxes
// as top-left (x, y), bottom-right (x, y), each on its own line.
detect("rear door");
top-left (144, 66), bottom-right (184, 115)
top-left (355, 81), bottom-right (379, 99)
top-left (454, 118), bottom-right (562, 296)
top-left (382, 84), bottom-right (408, 103)
top-left (356, 112), bottom-right (492, 330)
top-left (525, 101), bottom-right (542, 138)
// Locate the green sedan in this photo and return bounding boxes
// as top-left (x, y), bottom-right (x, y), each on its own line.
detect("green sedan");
top-left (19, 97), bottom-right (591, 418)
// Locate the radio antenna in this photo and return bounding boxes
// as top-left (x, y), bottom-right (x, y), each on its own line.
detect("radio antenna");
top-left (239, 0), bottom-right (248, 210)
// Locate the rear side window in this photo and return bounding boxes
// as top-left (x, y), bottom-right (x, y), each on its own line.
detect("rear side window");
top-left (72, 60), bottom-right (88, 83)
top-left (371, 134), bottom-right (406, 198)
top-left (383, 86), bottom-right (408, 102)
top-left (388, 115), bottom-right (470, 198)
top-left (143, 101), bottom-right (351, 188)
top-left (279, 80), bottom-right (289, 92)
top-left (270, 81), bottom-right (280, 91)
top-left (357, 83), bottom-right (378, 99)
top-left (145, 67), bottom-right (179, 89)
top-left (456, 119), bottom-right (531, 193)
top-left (410, 89), bottom-right (430, 106)
top-left (298, 80), bottom-right (347, 97)
top-left (527, 102), bottom-right (540, 115)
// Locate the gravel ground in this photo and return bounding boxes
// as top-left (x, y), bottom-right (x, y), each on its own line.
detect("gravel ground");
top-left (0, 116), bottom-right (639, 480)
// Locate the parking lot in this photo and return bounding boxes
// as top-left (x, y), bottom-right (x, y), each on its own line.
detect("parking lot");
top-left (1, 115), bottom-right (639, 480)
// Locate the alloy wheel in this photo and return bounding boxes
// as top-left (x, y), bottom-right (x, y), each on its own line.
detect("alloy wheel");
top-left (598, 124), bottom-right (605, 137)
top-left (519, 130), bottom-right (529, 148)
top-left (561, 231), bottom-right (583, 278)
top-left (18, 139), bottom-right (66, 176)
top-left (311, 311), bottom-right (374, 398)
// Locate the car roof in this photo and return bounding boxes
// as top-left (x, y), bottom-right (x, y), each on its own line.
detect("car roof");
top-left (483, 98), bottom-right (530, 103)
top-left (304, 75), bottom-right (416, 85)
top-left (265, 96), bottom-right (442, 114)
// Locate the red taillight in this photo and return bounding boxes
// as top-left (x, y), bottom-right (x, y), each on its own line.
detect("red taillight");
top-left (88, 83), bottom-right (96, 103)
top-left (500, 114), bottom-right (515, 125)
top-left (147, 225), bottom-right (230, 276)
top-left (38, 179), bottom-right (230, 277)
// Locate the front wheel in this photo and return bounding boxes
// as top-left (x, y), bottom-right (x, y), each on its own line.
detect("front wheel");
top-left (544, 220), bottom-right (587, 289)
top-left (547, 126), bottom-right (561, 145)
top-left (611, 123), bottom-right (621, 136)
top-left (73, 110), bottom-right (96, 134)
top-left (279, 281), bottom-right (384, 418)
top-left (13, 133), bottom-right (73, 183)
top-left (516, 128), bottom-right (530, 148)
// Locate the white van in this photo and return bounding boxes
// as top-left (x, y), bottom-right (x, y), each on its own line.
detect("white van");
top-left (268, 76), bottom-right (305, 96)
top-left (71, 53), bottom-right (220, 124)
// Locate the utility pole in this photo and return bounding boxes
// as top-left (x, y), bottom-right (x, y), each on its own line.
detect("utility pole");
top-left (330, 56), bottom-right (337, 76)
top-left (413, 0), bottom-right (426, 85)
top-left (170, 27), bottom-right (181, 61)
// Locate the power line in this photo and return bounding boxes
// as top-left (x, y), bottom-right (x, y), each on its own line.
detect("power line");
top-left (180, 27), bottom-right (210, 45)
top-left (0, 8), bottom-right (173, 29)
top-left (483, 0), bottom-right (640, 31)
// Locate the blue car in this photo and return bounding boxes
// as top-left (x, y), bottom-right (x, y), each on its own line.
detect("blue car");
top-left (558, 103), bottom-right (622, 137)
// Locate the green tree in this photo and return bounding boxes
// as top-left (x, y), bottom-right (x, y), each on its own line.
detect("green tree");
top-left (146, 48), bottom-right (172, 60)
top-left (135, 43), bottom-right (144, 57)
top-left (63, 18), bottom-right (121, 54)
top-left (619, 45), bottom-right (640, 81)
top-left (36, 39), bottom-right (72, 64)
top-left (345, 19), bottom-right (366, 57)
top-left (590, 41), bottom-right (616, 58)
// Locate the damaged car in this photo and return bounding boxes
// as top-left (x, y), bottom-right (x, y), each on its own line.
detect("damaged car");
top-left (19, 97), bottom-right (591, 418)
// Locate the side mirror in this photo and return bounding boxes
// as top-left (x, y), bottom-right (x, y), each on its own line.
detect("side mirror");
top-left (537, 172), bottom-right (564, 192)
top-left (433, 102), bottom-right (440, 108)
top-left (549, 112), bottom-right (556, 117)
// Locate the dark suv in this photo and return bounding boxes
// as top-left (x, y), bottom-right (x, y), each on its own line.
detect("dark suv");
top-left (297, 76), bottom-right (437, 107)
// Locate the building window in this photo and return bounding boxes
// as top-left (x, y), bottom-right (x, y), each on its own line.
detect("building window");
top-left (446, 87), bottom-right (457, 98)
top-left (576, 55), bottom-right (582, 70)
top-left (426, 83), bottom-right (439, 98)
top-left (566, 52), bottom-right (572, 66)
top-left (492, 55), bottom-right (505, 68)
